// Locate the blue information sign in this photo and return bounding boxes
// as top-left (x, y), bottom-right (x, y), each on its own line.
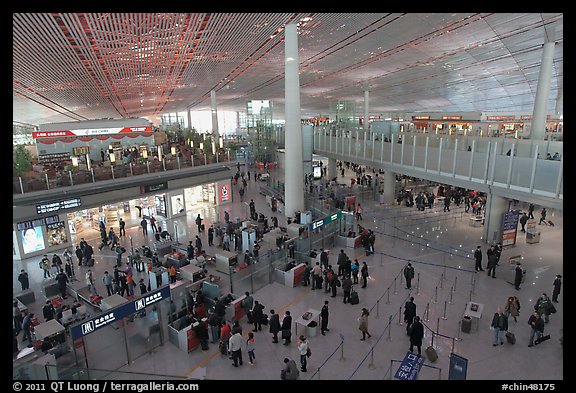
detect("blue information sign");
top-left (70, 285), bottom-right (171, 340)
top-left (448, 353), bottom-right (468, 380)
top-left (394, 351), bottom-right (425, 380)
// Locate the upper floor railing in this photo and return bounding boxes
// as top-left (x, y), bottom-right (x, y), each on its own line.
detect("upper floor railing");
top-left (13, 151), bottom-right (234, 195)
top-left (313, 128), bottom-right (563, 201)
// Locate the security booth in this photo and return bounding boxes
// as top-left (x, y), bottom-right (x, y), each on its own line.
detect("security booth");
top-left (68, 285), bottom-right (171, 373)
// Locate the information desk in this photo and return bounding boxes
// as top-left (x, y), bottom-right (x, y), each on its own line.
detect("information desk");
top-left (294, 308), bottom-right (321, 336)
top-left (34, 319), bottom-right (65, 341)
top-left (215, 250), bottom-right (238, 274)
top-left (463, 302), bottom-right (484, 331)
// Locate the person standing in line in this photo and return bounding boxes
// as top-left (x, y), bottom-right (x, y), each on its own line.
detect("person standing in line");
top-left (208, 225), bottom-right (214, 247)
top-left (168, 264), bottom-right (177, 284)
top-left (118, 218), bottom-right (126, 238)
top-left (21, 312), bottom-right (34, 347)
top-left (102, 271), bottom-right (113, 296)
top-left (355, 203), bottom-right (363, 221)
top-left (229, 330), bottom-right (243, 367)
top-left (195, 214), bottom-right (203, 232)
top-left (195, 235), bottom-right (203, 254)
top-left (504, 296), bottom-right (520, 323)
top-left (404, 263), bottom-right (415, 289)
top-left (138, 278), bottom-right (147, 295)
top-left (490, 307), bottom-right (508, 346)
top-left (519, 212), bottom-right (528, 233)
top-left (86, 270), bottom-right (98, 296)
top-left (251, 300), bottom-right (264, 332)
top-left (358, 308), bottom-right (372, 341)
top-left (187, 241), bottom-right (195, 260)
top-left (351, 259), bottom-right (360, 284)
top-left (528, 203), bottom-right (535, 219)
top-left (404, 297), bottom-right (417, 334)
top-left (514, 263), bottom-right (524, 290)
top-left (42, 300), bottom-right (56, 322)
top-left (329, 269), bottom-right (340, 298)
top-left (320, 249), bottom-right (329, 271)
top-left (474, 245), bottom-right (484, 272)
top-left (302, 262), bottom-right (311, 287)
top-left (535, 293), bottom-right (553, 324)
top-left (281, 310), bottom-right (292, 345)
top-left (409, 316), bottom-right (424, 355)
top-left (246, 332), bottom-right (256, 366)
top-left (341, 275), bottom-right (353, 303)
top-left (55, 269), bottom-right (69, 299)
top-left (552, 275), bottom-right (562, 303)
top-left (528, 311), bottom-right (545, 347)
top-left (140, 217), bottom-right (148, 235)
top-left (320, 300), bottom-right (330, 335)
top-left (18, 269), bottom-right (29, 291)
top-left (297, 335), bottom-right (309, 372)
top-left (269, 309), bottom-right (281, 343)
top-left (311, 262), bottom-right (322, 290)
top-left (220, 320), bottom-right (232, 355)
top-left (360, 261), bottom-right (369, 288)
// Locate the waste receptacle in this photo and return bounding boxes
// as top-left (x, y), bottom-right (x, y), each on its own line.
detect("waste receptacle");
top-left (461, 316), bottom-right (472, 333)
top-left (306, 321), bottom-right (318, 337)
top-left (526, 230), bottom-right (540, 244)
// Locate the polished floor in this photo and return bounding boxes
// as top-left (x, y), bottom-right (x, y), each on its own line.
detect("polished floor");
top-left (13, 163), bottom-right (563, 381)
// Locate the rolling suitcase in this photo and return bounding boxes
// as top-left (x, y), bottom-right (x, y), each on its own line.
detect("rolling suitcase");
top-left (535, 334), bottom-right (550, 345)
top-left (349, 287), bottom-right (360, 304)
top-left (547, 220), bottom-right (554, 227)
top-left (425, 346), bottom-right (438, 362)
top-left (505, 331), bottom-right (516, 344)
top-left (461, 316), bottom-right (472, 333)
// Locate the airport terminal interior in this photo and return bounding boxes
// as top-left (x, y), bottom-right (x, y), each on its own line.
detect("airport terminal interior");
top-left (12, 13), bottom-right (562, 382)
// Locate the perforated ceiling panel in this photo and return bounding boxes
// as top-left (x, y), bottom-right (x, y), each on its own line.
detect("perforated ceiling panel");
top-left (13, 13), bottom-right (563, 126)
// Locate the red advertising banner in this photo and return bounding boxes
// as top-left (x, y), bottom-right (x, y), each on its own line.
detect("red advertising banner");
top-left (219, 184), bottom-right (230, 203)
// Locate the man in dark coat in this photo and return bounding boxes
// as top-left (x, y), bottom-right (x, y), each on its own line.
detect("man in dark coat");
top-left (56, 269), bottom-right (69, 299)
top-left (514, 263), bottom-right (524, 290)
top-left (281, 310), bottom-right (292, 345)
top-left (320, 301), bottom-right (329, 335)
top-left (17, 269), bottom-right (29, 291)
top-left (552, 275), bottom-right (562, 303)
top-left (486, 245), bottom-right (498, 278)
top-left (341, 275), bottom-right (352, 304)
top-left (409, 316), bottom-right (424, 355)
top-left (269, 309), bottom-right (281, 343)
top-left (320, 250), bottom-right (329, 270)
top-left (404, 263), bottom-right (415, 289)
top-left (404, 297), bottom-right (417, 334)
top-left (337, 250), bottom-right (347, 276)
top-left (519, 212), bottom-right (528, 232)
top-left (474, 246), bottom-right (484, 272)
top-left (251, 300), bottom-right (264, 332)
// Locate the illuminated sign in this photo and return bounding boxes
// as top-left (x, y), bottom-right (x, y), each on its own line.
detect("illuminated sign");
top-left (413, 116), bottom-right (430, 120)
top-left (486, 116), bottom-right (516, 121)
top-left (140, 182), bottom-right (168, 194)
top-left (33, 126), bottom-right (152, 139)
top-left (219, 184), bottom-right (231, 203)
top-left (442, 116), bottom-right (462, 120)
top-left (36, 199), bottom-right (81, 214)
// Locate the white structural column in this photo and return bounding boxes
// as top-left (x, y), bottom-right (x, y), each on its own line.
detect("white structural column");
top-left (210, 90), bottom-right (220, 141)
top-left (383, 171), bottom-right (396, 205)
top-left (530, 41), bottom-right (555, 140)
top-left (327, 158), bottom-right (337, 180)
top-left (283, 24), bottom-right (305, 217)
top-left (483, 193), bottom-right (509, 244)
top-left (363, 90), bottom-right (369, 132)
top-left (187, 109), bottom-right (192, 131)
top-left (555, 84), bottom-right (563, 118)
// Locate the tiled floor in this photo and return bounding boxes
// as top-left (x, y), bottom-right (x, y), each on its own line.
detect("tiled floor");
top-left (13, 163), bottom-right (563, 380)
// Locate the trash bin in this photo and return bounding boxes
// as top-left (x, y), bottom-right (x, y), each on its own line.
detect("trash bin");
top-left (461, 316), bottom-right (472, 333)
top-left (306, 321), bottom-right (318, 337)
top-left (526, 230), bottom-right (540, 244)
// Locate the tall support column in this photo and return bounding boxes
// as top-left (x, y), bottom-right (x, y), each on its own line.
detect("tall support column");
top-left (363, 90), bottom-right (369, 134)
top-left (482, 193), bottom-right (509, 244)
top-left (211, 90), bottom-right (220, 141)
top-left (187, 109), bottom-right (192, 131)
top-left (327, 158), bottom-right (337, 180)
top-left (284, 24), bottom-right (304, 217)
top-left (529, 41), bottom-right (555, 140)
top-left (555, 85), bottom-right (563, 118)
top-left (383, 171), bottom-right (396, 205)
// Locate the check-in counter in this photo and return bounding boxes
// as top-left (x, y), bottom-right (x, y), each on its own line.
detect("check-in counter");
top-left (164, 251), bottom-right (189, 268)
top-left (286, 223), bottom-right (306, 238)
top-left (168, 314), bottom-right (199, 353)
top-left (274, 262), bottom-right (306, 288)
top-left (225, 293), bottom-right (247, 323)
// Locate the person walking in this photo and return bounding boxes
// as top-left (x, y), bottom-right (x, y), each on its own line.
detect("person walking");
top-left (297, 335), bottom-right (309, 372)
top-left (490, 307), bottom-right (508, 346)
top-left (528, 311), bottom-right (545, 347)
top-left (229, 330), bottom-right (244, 367)
top-left (149, 215), bottom-right (158, 234)
top-left (404, 263), bottom-right (415, 289)
top-left (56, 269), bottom-right (69, 299)
top-left (342, 275), bottom-right (352, 303)
top-left (358, 308), bottom-right (372, 340)
top-left (504, 296), bottom-right (520, 323)
top-left (208, 225), bottom-right (214, 246)
top-left (269, 309), bottom-right (281, 343)
top-left (514, 263), bottom-right (524, 290)
top-left (86, 270), bottom-right (98, 296)
top-left (208, 309), bottom-right (220, 343)
top-left (528, 203), bottom-right (535, 219)
top-left (280, 357), bottom-right (299, 380)
top-left (281, 310), bottom-right (292, 345)
top-left (329, 270), bottom-right (340, 298)
top-left (409, 316), bottom-right (424, 355)
top-left (552, 275), bottom-right (562, 303)
top-left (21, 312), bottom-right (34, 348)
top-left (474, 246), bottom-right (484, 272)
top-left (246, 332), bottom-right (256, 366)
top-left (535, 293), bottom-right (554, 324)
top-left (351, 259), bottom-right (360, 284)
top-left (519, 212), bottom-right (528, 233)
top-left (538, 208), bottom-right (548, 225)
top-left (140, 217), bottom-right (148, 235)
top-left (18, 269), bottom-right (29, 291)
top-left (320, 300), bottom-right (330, 335)
top-left (404, 297), bottom-right (417, 335)
top-left (360, 261), bottom-right (369, 288)
top-left (119, 218), bottom-right (126, 238)
top-left (195, 214), bottom-right (203, 232)
top-left (355, 203), bottom-right (363, 221)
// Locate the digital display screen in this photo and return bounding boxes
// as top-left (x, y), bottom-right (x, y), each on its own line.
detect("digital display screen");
top-left (46, 221), bottom-right (68, 247)
top-left (20, 226), bottom-right (46, 254)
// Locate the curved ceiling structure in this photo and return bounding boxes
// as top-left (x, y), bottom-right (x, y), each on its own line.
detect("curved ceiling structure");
top-left (13, 13), bottom-right (563, 126)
